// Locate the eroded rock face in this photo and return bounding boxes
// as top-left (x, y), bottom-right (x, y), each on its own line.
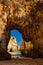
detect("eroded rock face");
top-left (20, 39), bottom-right (33, 57)
top-left (7, 36), bottom-right (17, 52)
top-left (0, 0), bottom-right (43, 59)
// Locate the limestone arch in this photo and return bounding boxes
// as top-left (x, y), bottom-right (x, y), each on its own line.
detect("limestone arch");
top-left (0, 1), bottom-right (43, 60)
top-left (6, 1), bottom-right (43, 58)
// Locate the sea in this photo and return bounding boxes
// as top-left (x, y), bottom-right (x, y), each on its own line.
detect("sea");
top-left (8, 51), bottom-right (22, 58)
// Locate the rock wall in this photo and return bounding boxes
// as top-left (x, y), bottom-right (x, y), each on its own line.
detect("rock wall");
top-left (20, 39), bottom-right (33, 57)
top-left (0, 0), bottom-right (43, 59)
top-left (0, 4), bottom-right (7, 50)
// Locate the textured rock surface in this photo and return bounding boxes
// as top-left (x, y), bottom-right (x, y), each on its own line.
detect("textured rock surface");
top-left (7, 36), bottom-right (17, 52)
top-left (20, 40), bottom-right (33, 50)
top-left (20, 39), bottom-right (33, 57)
top-left (0, 0), bottom-right (43, 59)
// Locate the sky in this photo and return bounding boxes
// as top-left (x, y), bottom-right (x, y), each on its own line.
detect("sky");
top-left (10, 29), bottom-right (22, 46)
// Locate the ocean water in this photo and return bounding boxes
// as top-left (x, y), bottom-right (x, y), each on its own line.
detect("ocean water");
top-left (8, 51), bottom-right (22, 58)
top-left (16, 51), bottom-right (21, 57)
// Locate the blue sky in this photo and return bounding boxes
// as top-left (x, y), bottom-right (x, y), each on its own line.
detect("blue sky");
top-left (10, 29), bottom-right (22, 46)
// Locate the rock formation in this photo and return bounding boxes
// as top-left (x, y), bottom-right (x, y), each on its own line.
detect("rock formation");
top-left (0, 0), bottom-right (43, 59)
top-left (20, 39), bottom-right (33, 57)
top-left (7, 36), bottom-right (17, 52)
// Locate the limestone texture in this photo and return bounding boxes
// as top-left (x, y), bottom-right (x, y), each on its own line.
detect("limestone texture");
top-left (0, 0), bottom-right (43, 59)
top-left (20, 39), bottom-right (33, 57)
top-left (7, 36), bottom-right (17, 52)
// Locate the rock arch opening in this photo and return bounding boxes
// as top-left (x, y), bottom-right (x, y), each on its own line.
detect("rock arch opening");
top-left (7, 29), bottom-right (22, 57)
top-left (7, 29), bottom-right (23, 52)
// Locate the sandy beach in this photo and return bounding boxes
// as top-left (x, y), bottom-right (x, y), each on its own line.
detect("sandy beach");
top-left (0, 58), bottom-right (43, 65)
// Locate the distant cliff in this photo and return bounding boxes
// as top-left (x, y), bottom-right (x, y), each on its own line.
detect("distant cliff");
top-left (7, 36), bottom-right (18, 52)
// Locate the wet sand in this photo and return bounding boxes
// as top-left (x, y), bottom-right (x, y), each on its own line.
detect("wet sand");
top-left (0, 58), bottom-right (43, 65)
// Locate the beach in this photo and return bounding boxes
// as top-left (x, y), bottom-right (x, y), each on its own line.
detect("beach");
top-left (0, 58), bottom-right (43, 65)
